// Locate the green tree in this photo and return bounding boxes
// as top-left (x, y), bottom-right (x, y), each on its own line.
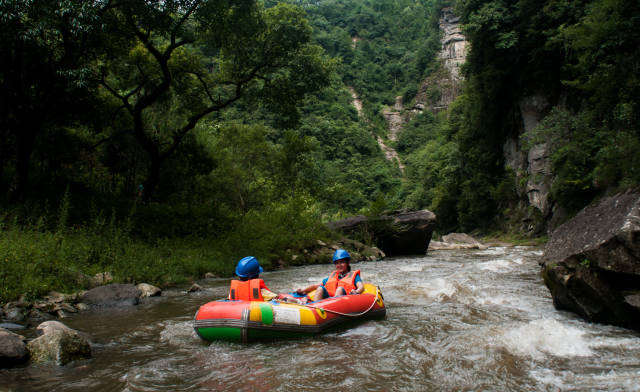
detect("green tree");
top-left (99, 0), bottom-right (334, 200)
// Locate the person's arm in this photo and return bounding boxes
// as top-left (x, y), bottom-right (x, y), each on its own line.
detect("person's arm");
top-left (350, 276), bottom-right (364, 294)
top-left (261, 288), bottom-right (278, 301)
top-left (349, 281), bottom-right (364, 295)
top-left (296, 284), bottom-right (320, 295)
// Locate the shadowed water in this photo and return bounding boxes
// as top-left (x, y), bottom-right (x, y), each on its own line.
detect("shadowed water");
top-left (2, 246), bottom-right (640, 391)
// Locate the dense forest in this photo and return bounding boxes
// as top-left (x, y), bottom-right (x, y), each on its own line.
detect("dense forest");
top-left (1, 0), bottom-right (638, 302)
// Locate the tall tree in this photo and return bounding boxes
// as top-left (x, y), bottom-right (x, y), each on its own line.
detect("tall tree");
top-left (100, 0), bottom-right (334, 200)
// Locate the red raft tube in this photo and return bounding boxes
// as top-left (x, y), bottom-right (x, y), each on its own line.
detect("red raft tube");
top-left (194, 283), bottom-right (385, 342)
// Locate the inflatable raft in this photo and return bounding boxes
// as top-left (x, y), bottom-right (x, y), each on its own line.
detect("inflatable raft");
top-left (194, 283), bottom-right (385, 342)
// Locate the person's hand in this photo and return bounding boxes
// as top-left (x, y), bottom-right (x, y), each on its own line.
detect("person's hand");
top-left (295, 288), bottom-right (305, 295)
top-left (350, 289), bottom-right (358, 295)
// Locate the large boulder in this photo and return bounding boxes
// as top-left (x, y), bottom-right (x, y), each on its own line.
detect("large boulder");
top-left (328, 209), bottom-right (436, 256)
top-left (0, 328), bottom-right (29, 368)
top-left (81, 284), bottom-right (141, 307)
top-left (540, 189), bottom-right (640, 330)
top-left (27, 321), bottom-right (91, 365)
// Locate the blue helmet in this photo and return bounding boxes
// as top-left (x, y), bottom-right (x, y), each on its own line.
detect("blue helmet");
top-left (332, 249), bottom-right (351, 263)
top-left (235, 256), bottom-right (263, 278)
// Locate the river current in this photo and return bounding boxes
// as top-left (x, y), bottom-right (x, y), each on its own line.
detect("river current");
top-left (2, 246), bottom-right (640, 391)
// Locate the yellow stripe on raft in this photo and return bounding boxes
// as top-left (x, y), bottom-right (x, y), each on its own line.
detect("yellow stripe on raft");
top-left (249, 301), bottom-right (319, 326)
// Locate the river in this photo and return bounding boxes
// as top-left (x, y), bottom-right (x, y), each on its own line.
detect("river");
top-left (2, 246), bottom-right (640, 391)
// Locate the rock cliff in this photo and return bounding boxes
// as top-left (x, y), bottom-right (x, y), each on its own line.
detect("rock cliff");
top-left (415, 7), bottom-right (468, 113)
top-left (541, 190), bottom-right (640, 331)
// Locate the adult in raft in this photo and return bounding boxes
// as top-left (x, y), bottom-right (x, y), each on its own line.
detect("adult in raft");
top-left (295, 249), bottom-right (364, 301)
top-left (228, 256), bottom-right (278, 301)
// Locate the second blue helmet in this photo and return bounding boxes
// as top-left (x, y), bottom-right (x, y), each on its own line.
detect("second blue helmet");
top-left (332, 249), bottom-right (351, 263)
top-left (235, 256), bottom-right (263, 278)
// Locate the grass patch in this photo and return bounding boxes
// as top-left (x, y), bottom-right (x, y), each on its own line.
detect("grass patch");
top-left (0, 193), bottom-right (330, 303)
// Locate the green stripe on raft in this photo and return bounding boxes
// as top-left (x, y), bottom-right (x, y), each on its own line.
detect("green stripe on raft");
top-left (196, 327), bottom-right (242, 341)
top-left (259, 303), bottom-right (273, 325)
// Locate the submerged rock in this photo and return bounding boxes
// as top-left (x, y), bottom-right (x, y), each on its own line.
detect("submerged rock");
top-left (0, 328), bottom-right (29, 368)
top-left (541, 189), bottom-right (640, 331)
top-left (27, 321), bottom-right (91, 365)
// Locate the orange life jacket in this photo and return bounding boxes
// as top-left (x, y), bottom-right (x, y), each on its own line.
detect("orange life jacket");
top-left (324, 270), bottom-right (360, 296)
top-left (229, 279), bottom-right (268, 301)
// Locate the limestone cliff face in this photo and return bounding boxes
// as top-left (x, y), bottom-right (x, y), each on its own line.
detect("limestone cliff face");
top-left (439, 7), bottom-right (467, 84)
top-left (504, 95), bottom-right (553, 213)
top-left (415, 7), bottom-right (468, 112)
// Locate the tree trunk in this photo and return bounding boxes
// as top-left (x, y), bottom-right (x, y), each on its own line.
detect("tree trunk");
top-left (15, 125), bottom-right (38, 198)
top-left (142, 152), bottom-right (162, 202)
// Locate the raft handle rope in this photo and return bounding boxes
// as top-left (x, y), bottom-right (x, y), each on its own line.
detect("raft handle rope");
top-left (275, 286), bottom-right (381, 318)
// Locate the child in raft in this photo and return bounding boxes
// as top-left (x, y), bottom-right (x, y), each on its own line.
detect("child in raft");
top-left (295, 249), bottom-right (364, 303)
top-left (228, 256), bottom-right (278, 301)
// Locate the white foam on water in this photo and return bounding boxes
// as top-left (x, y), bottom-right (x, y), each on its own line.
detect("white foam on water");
top-left (531, 368), bottom-right (640, 391)
top-left (477, 258), bottom-right (516, 272)
top-left (529, 368), bottom-right (569, 390)
top-left (587, 333), bottom-right (640, 350)
top-left (475, 247), bottom-right (508, 255)
top-left (422, 277), bottom-right (458, 300)
top-left (399, 264), bottom-right (424, 272)
top-left (473, 293), bottom-right (511, 307)
top-left (159, 320), bottom-right (197, 346)
top-left (501, 319), bottom-right (593, 359)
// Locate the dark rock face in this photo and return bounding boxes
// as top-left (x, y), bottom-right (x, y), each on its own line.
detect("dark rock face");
top-left (541, 190), bottom-right (640, 330)
top-left (81, 284), bottom-right (141, 307)
top-left (328, 209), bottom-right (436, 256)
top-left (0, 328), bottom-right (29, 368)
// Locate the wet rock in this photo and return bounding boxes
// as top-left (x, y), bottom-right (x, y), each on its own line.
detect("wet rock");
top-left (75, 303), bottom-right (90, 311)
top-left (429, 233), bottom-right (488, 250)
top-left (0, 328), bottom-right (29, 368)
top-left (204, 272), bottom-right (218, 279)
top-left (28, 321), bottom-right (91, 365)
top-left (328, 209), bottom-right (436, 256)
top-left (541, 189), bottom-right (640, 331)
top-left (4, 307), bottom-right (26, 322)
top-left (137, 283), bottom-right (161, 298)
top-left (0, 323), bottom-right (25, 330)
top-left (81, 284), bottom-right (141, 307)
top-left (27, 309), bottom-right (52, 321)
top-left (36, 320), bottom-right (72, 335)
top-left (43, 291), bottom-right (67, 304)
top-left (189, 283), bottom-right (202, 293)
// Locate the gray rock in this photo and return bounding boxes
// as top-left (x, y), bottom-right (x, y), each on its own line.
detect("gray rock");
top-left (541, 189), bottom-right (640, 330)
top-left (36, 320), bottom-right (72, 336)
top-left (0, 328), bottom-right (29, 368)
top-left (0, 323), bottom-right (25, 330)
top-left (4, 307), bottom-right (25, 322)
top-left (81, 284), bottom-right (141, 307)
top-left (137, 283), bottom-right (161, 298)
top-left (27, 322), bottom-right (91, 365)
top-left (328, 209), bottom-right (436, 256)
top-left (189, 283), bottom-right (202, 293)
top-left (27, 309), bottom-right (52, 321)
